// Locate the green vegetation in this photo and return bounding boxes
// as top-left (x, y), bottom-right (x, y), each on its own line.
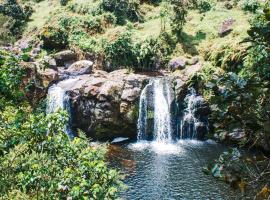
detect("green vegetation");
top-left (190, 1), bottom-right (270, 194)
top-left (193, 1), bottom-right (270, 146)
top-left (0, 51), bottom-right (123, 199)
top-left (1, 0), bottom-right (252, 70)
top-left (0, 0), bottom-right (270, 198)
top-left (0, 0), bottom-right (34, 43)
top-left (0, 51), bottom-right (25, 101)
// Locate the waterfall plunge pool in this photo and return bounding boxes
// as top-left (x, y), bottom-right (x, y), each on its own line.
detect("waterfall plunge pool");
top-left (107, 140), bottom-right (242, 200)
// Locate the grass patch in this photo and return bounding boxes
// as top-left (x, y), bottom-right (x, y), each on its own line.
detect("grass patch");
top-left (24, 0), bottom-right (60, 36)
top-left (182, 2), bottom-right (251, 57)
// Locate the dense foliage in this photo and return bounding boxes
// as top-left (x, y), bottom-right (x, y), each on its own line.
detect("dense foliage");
top-left (169, 0), bottom-right (188, 39)
top-left (193, 2), bottom-right (270, 147)
top-left (0, 0), bottom-right (33, 42)
top-left (100, 0), bottom-right (142, 24)
top-left (245, 5), bottom-right (270, 78)
top-left (0, 52), bottom-right (123, 199)
top-left (102, 30), bottom-right (175, 71)
top-left (0, 51), bottom-right (25, 101)
top-left (0, 0), bottom-right (270, 198)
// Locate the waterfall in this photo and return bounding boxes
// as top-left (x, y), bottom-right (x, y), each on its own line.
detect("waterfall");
top-left (137, 82), bottom-right (152, 141)
top-left (46, 85), bottom-right (67, 113)
top-left (46, 78), bottom-right (77, 136)
top-left (180, 88), bottom-right (204, 139)
top-left (137, 78), bottom-right (173, 143)
top-left (153, 79), bottom-right (173, 143)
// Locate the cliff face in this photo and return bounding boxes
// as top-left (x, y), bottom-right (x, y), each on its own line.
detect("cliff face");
top-left (67, 69), bottom-right (150, 140)
top-left (18, 47), bottom-right (210, 141)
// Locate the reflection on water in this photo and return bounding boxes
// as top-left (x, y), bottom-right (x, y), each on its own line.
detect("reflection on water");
top-left (107, 140), bottom-right (242, 200)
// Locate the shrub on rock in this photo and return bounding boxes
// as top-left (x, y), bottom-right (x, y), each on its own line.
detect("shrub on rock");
top-left (40, 26), bottom-right (68, 50)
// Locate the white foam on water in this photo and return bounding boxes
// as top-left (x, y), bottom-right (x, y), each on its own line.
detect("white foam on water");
top-left (129, 141), bottom-right (184, 155)
top-left (129, 140), bottom-right (150, 151)
top-left (177, 139), bottom-right (204, 146)
top-left (151, 141), bottom-right (184, 155)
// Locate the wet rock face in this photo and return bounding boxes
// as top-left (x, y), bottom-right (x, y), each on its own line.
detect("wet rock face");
top-left (66, 69), bottom-right (150, 140)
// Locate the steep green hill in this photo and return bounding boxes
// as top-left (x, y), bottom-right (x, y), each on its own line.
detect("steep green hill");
top-left (20, 0), bottom-right (252, 61)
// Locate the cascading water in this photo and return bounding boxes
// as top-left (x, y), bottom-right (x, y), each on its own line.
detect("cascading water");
top-left (180, 88), bottom-right (204, 139)
top-left (137, 82), bottom-right (152, 141)
top-left (46, 85), bottom-right (67, 113)
top-left (153, 79), bottom-right (173, 143)
top-left (137, 78), bottom-right (173, 143)
top-left (46, 78), bottom-right (77, 136)
top-left (137, 78), bottom-right (208, 145)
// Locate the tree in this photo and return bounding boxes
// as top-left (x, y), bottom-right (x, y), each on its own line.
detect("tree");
top-left (169, 0), bottom-right (189, 39)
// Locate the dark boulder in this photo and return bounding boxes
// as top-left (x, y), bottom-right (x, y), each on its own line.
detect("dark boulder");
top-left (169, 57), bottom-right (187, 71)
top-left (195, 122), bottom-right (208, 140)
top-left (219, 18), bottom-right (235, 37)
top-left (53, 50), bottom-right (77, 67)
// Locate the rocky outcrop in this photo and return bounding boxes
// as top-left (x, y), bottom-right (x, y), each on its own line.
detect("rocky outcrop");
top-left (53, 50), bottom-right (77, 67)
top-left (66, 60), bottom-right (93, 76)
top-left (169, 57), bottom-right (187, 71)
top-left (169, 56), bottom-right (200, 72)
top-left (38, 68), bottom-right (59, 87)
top-left (20, 53), bottom-right (208, 141)
top-left (61, 69), bottom-right (150, 140)
top-left (21, 62), bottom-right (53, 104)
top-left (219, 18), bottom-right (235, 37)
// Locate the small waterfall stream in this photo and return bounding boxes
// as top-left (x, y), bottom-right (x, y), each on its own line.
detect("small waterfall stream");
top-left (46, 78), bottom-right (77, 136)
top-left (46, 85), bottom-right (68, 113)
top-left (180, 88), bottom-right (204, 139)
top-left (137, 78), bottom-right (173, 143)
top-left (137, 79), bottom-right (208, 143)
top-left (153, 79), bottom-right (173, 143)
top-left (137, 82), bottom-right (152, 141)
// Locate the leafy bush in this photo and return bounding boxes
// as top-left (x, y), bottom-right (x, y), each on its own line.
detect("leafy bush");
top-left (0, 0), bottom-right (26, 20)
top-left (0, 51), bottom-right (25, 101)
top-left (169, 0), bottom-right (188, 39)
top-left (0, 0), bottom-right (33, 37)
top-left (103, 30), bottom-right (175, 71)
top-left (196, 0), bottom-right (212, 13)
top-left (40, 26), bottom-right (69, 50)
top-left (68, 31), bottom-right (101, 53)
top-left (100, 0), bottom-right (142, 24)
top-left (0, 14), bottom-right (16, 44)
top-left (194, 63), bottom-right (267, 148)
top-left (67, 2), bottom-right (100, 15)
top-left (135, 38), bottom-right (161, 70)
top-left (245, 4), bottom-right (270, 78)
top-left (206, 43), bottom-right (247, 73)
top-left (60, 0), bottom-right (69, 6)
top-left (43, 10), bottom-right (116, 51)
top-left (103, 31), bottom-right (136, 70)
top-left (140, 0), bottom-right (162, 5)
top-left (101, 12), bottom-right (117, 28)
top-left (84, 15), bottom-right (105, 35)
top-left (0, 108), bottom-right (123, 199)
top-left (241, 0), bottom-right (260, 13)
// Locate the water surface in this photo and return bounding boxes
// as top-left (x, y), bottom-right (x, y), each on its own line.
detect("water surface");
top-left (108, 140), bottom-right (241, 200)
